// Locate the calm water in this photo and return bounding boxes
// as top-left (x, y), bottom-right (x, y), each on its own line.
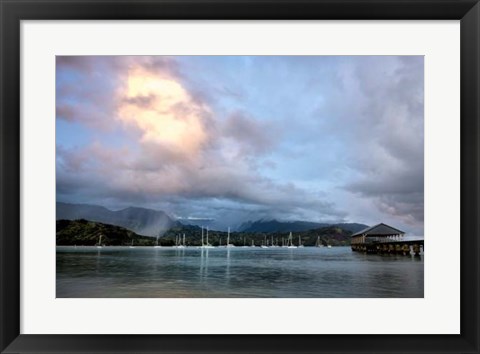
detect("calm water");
top-left (56, 246), bottom-right (424, 298)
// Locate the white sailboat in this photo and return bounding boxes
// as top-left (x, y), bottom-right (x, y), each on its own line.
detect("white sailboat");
top-left (176, 233), bottom-right (186, 248)
top-left (287, 232), bottom-right (297, 248)
top-left (261, 235), bottom-right (268, 248)
top-left (270, 235), bottom-right (278, 248)
top-left (315, 236), bottom-right (323, 248)
top-left (129, 239), bottom-right (135, 248)
top-left (298, 235), bottom-right (304, 248)
top-left (96, 234), bottom-right (103, 249)
top-left (250, 239), bottom-right (256, 247)
top-left (154, 235), bottom-right (162, 248)
top-left (201, 226), bottom-right (214, 249)
top-left (226, 227), bottom-right (235, 248)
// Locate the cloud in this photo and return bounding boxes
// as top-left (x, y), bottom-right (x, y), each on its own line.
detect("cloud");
top-left (117, 63), bottom-right (210, 157)
top-left (56, 138), bottom-right (344, 223)
top-left (327, 56), bottom-right (424, 228)
top-left (56, 57), bottom-right (121, 130)
top-left (56, 56), bottom-right (424, 233)
top-left (56, 56), bottom-right (179, 129)
top-left (56, 56), bottom-right (345, 225)
top-left (221, 112), bottom-right (278, 155)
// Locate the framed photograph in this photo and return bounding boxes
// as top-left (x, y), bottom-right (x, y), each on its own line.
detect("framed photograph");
top-left (1, 0), bottom-right (479, 353)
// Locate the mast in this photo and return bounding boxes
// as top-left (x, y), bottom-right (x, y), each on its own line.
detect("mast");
top-left (201, 226), bottom-right (204, 246)
top-left (183, 233), bottom-right (186, 246)
top-left (298, 235), bottom-right (301, 247)
top-left (206, 226), bottom-right (209, 246)
top-left (227, 227), bottom-right (230, 245)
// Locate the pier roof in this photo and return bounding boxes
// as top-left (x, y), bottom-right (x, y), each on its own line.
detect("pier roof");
top-left (351, 223), bottom-right (405, 237)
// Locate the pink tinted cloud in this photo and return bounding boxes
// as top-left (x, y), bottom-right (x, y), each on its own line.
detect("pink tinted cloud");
top-left (56, 56), bottom-right (345, 221)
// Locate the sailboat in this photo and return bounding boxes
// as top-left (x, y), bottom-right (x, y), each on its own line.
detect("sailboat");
top-left (261, 235), bottom-right (268, 248)
top-left (154, 235), bottom-right (162, 248)
top-left (287, 232), bottom-right (297, 249)
top-left (270, 235), bottom-right (278, 248)
top-left (315, 236), bottom-right (323, 248)
top-left (298, 235), bottom-right (304, 248)
top-left (129, 239), bottom-right (135, 248)
top-left (96, 234), bottom-right (103, 249)
top-left (176, 233), bottom-right (186, 248)
top-left (200, 226), bottom-right (214, 249)
top-left (174, 234), bottom-right (185, 248)
top-left (226, 227), bottom-right (235, 248)
top-left (250, 239), bottom-right (256, 247)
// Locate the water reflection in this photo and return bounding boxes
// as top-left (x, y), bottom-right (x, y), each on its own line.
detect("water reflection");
top-left (199, 248), bottom-right (209, 281)
top-left (57, 246), bottom-right (424, 298)
top-left (225, 248), bottom-right (231, 287)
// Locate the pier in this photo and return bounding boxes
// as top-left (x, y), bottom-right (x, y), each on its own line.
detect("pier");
top-left (351, 239), bottom-right (424, 256)
top-left (350, 223), bottom-right (424, 256)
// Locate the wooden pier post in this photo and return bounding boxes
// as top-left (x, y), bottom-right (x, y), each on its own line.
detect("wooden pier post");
top-left (412, 243), bottom-right (421, 256)
top-left (395, 244), bottom-right (402, 254)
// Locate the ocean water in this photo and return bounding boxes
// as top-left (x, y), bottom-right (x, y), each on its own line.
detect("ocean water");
top-left (56, 246), bottom-right (424, 298)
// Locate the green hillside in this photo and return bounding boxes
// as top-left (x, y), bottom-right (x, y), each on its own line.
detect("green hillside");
top-left (56, 219), bottom-right (155, 246)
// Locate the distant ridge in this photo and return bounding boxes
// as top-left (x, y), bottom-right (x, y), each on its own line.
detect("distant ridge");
top-left (56, 202), bottom-right (178, 237)
top-left (238, 219), bottom-right (368, 233)
top-left (56, 202), bottom-right (369, 236)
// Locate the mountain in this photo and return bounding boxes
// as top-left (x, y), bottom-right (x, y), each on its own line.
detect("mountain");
top-left (238, 219), bottom-right (323, 232)
top-left (56, 219), bottom-right (355, 247)
top-left (56, 202), bottom-right (178, 236)
top-left (238, 219), bottom-right (368, 233)
top-left (56, 219), bottom-right (155, 246)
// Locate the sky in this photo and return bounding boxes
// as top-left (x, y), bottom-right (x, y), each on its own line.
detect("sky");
top-left (56, 56), bottom-right (424, 234)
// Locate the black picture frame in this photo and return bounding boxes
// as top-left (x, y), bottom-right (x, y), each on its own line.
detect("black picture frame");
top-left (1, 0), bottom-right (479, 353)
